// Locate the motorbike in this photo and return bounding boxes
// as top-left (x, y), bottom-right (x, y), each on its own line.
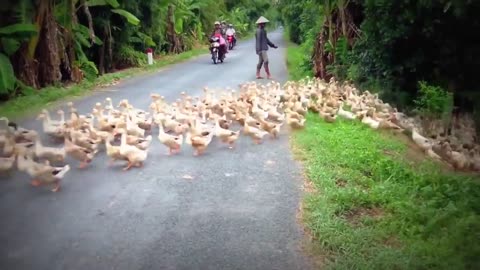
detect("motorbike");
top-left (209, 36), bottom-right (225, 64)
top-left (227, 35), bottom-right (235, 50)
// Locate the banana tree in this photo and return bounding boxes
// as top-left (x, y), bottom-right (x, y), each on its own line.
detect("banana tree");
top-left (0, 23), bottom-right (37, 94)
top-left (81, 0), bottom-right (140, 73)
top-left (323, 0), bottom-right (336, 43)
top-left (227, 7), bottom-right (249, 35)
top-left (337, 0), bottom-right (350, 37)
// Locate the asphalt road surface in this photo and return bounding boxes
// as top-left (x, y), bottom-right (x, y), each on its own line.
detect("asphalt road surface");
top-left (0, 30), bottom-right (312, 270)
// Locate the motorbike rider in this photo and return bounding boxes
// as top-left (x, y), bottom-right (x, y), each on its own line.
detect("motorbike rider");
top-left (225, 24), bottom-right (236, 47)
top-left (221, 21), bottom-right (227, 37)
top-left (211, 21), bottom-right (227, 57)
top-left (220, 21), bottom-right (229, 52)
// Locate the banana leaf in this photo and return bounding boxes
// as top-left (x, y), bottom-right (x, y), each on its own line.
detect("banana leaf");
top-left (86, 0), bottom-right (119, 8)
top-left (0, 23), bottom-right (37, 37)
top-left (0, 53), bottom-right (16, 94)
top-left (174, 17), bottom-right (184, 34)
top-left (111, 9), bottom-right (140, 25)
top-left (0, 38), bottom-right (21, 56)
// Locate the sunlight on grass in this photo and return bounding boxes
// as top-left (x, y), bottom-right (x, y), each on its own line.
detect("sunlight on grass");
top-left (0, 48), bottom-right (207, 119)
top-left (293, 113), bottom-right (480, 270)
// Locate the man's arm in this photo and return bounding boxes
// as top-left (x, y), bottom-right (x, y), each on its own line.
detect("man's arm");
top-left (265, 31), bottom-right (277, 48)
top-left (255, 30), bottom-right (261, 53)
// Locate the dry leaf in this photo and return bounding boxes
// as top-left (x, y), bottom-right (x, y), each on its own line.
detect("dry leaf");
top-left (182, 174), bottom-right (194, 180)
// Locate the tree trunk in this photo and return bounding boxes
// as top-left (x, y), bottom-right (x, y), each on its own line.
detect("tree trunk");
top-left (312, 2), bottom-right (361, 80)
top-left (36, 2), bottom-right (61, 87)
top-left (107, 24), bottom-right (113, 72)
top-left (313, 24), bottom-right (330, 80)
top-left (80, 0), bottom-right (96, 43)
top-left (338, 0), bottom-right (349, 37)
top-left (12, 44), bottom-right (39, 89)
top-left (57, 0), bottom-right (78, 83)
top-left (166, 5), bottom-right (180, 53)
top-left (98, 44), bottom-right (105, 75)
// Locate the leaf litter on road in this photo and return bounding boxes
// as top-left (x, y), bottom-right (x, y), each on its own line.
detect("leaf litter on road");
top-left (265, 160), bottom-right (276, 165)
top-left (181, 174), bottom-right (194, 180)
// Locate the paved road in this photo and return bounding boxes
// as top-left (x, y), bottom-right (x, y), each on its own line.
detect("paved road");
top-left (0, 30), bottom-right (312, 270)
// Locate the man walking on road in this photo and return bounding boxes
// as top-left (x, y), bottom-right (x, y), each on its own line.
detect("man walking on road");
top-left (255, 16), bottom-right (278, 79)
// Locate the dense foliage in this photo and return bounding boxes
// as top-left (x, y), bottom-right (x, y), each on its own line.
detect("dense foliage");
top-left (278, 0), bottom-right (480, 114)
top-left (0, 0), bottom-right (273, 99)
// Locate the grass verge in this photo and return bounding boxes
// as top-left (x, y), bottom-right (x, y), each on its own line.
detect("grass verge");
top-left (292, 113), bottom-right (480, 269)
top-left (284, 31), bottom-right (312, 81)
top-left (0, 47), bottom-right (207, 119)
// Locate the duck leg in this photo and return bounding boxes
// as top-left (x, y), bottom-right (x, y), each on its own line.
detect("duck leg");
top-left (168, 146), bottom-right (181, 155)
top-left (123, 161), bottom-right (133, 171)
top-left (78, 161), bottom-right (88, 169)
top-left (31, 179), bottom-right (41, 187)
top-left (197, 147), bottom-right (206, 156)
top-left (51, 180), bottom-right (61, 192)
top-left (228, 142), bottom-right (235, 149)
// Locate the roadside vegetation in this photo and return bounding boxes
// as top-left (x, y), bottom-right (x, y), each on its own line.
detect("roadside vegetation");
top-left (282, 1), bottom-right (480, 268)
top-left (284, 31), bottom-right (311, 81)
top-left (0, 48), bottom-right (205, 119)
top-left (0, 0), bottom-right (277, 116)
top-left (291, 113), bottom-right (480, 269)
top-left (278, 0), bottom-right (480, 127)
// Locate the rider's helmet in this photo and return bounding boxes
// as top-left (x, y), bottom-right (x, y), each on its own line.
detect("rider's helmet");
top-left (228, 24), bottom-right (233, 28)
top-left (214, 21), bottom-right (220, 26)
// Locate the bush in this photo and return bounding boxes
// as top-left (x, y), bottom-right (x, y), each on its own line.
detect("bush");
top-left (347, 64), bottom-right (360, 82)
top-left (352, 0), bottom-right (480, 110)
top-left (78, 60), bottom-right (99, 81)
top-left (115, 45), bottom-right (147, 68)
top-left (414, 81), bottom-right (453, 120)
top-left (413, 81), bottom-right (454, 134)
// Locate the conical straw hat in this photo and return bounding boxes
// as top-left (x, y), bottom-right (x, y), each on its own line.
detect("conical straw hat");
top-left (256, 16), bottom-right (270, 24)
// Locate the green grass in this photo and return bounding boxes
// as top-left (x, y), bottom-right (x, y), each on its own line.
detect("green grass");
top-left (0, 47), bottom-right (207, 119)
top-left (292, 113), bottom-right (480, 270)
top-left (284, 31), bottom-right (312, 80)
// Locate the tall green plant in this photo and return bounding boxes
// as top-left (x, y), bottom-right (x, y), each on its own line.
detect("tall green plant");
top-left (0, 23), bottom-right (37, 95)
top-left (414, 81), bottom-right (454, 134)
top-left (0, 0), bottom-right (275, 98)
top-left (414, 81), bottom-right (453, 119)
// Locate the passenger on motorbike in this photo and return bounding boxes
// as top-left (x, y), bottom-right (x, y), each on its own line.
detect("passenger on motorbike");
top-left (225, 24), bottom-right (236, 47)
top-left (211, 21), bottom-right (227, 57)
top-left (221, 21), bottom-right (227, 37)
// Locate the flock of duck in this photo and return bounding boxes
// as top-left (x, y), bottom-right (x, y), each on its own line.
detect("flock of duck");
top-left (0, 78), bottom-right (479, 192)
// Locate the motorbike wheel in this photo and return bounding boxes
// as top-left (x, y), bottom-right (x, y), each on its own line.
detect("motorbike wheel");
top-left (229, 43), bottom-right (233, 50)
top-left (212, 50), bottom-right (218, 64)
